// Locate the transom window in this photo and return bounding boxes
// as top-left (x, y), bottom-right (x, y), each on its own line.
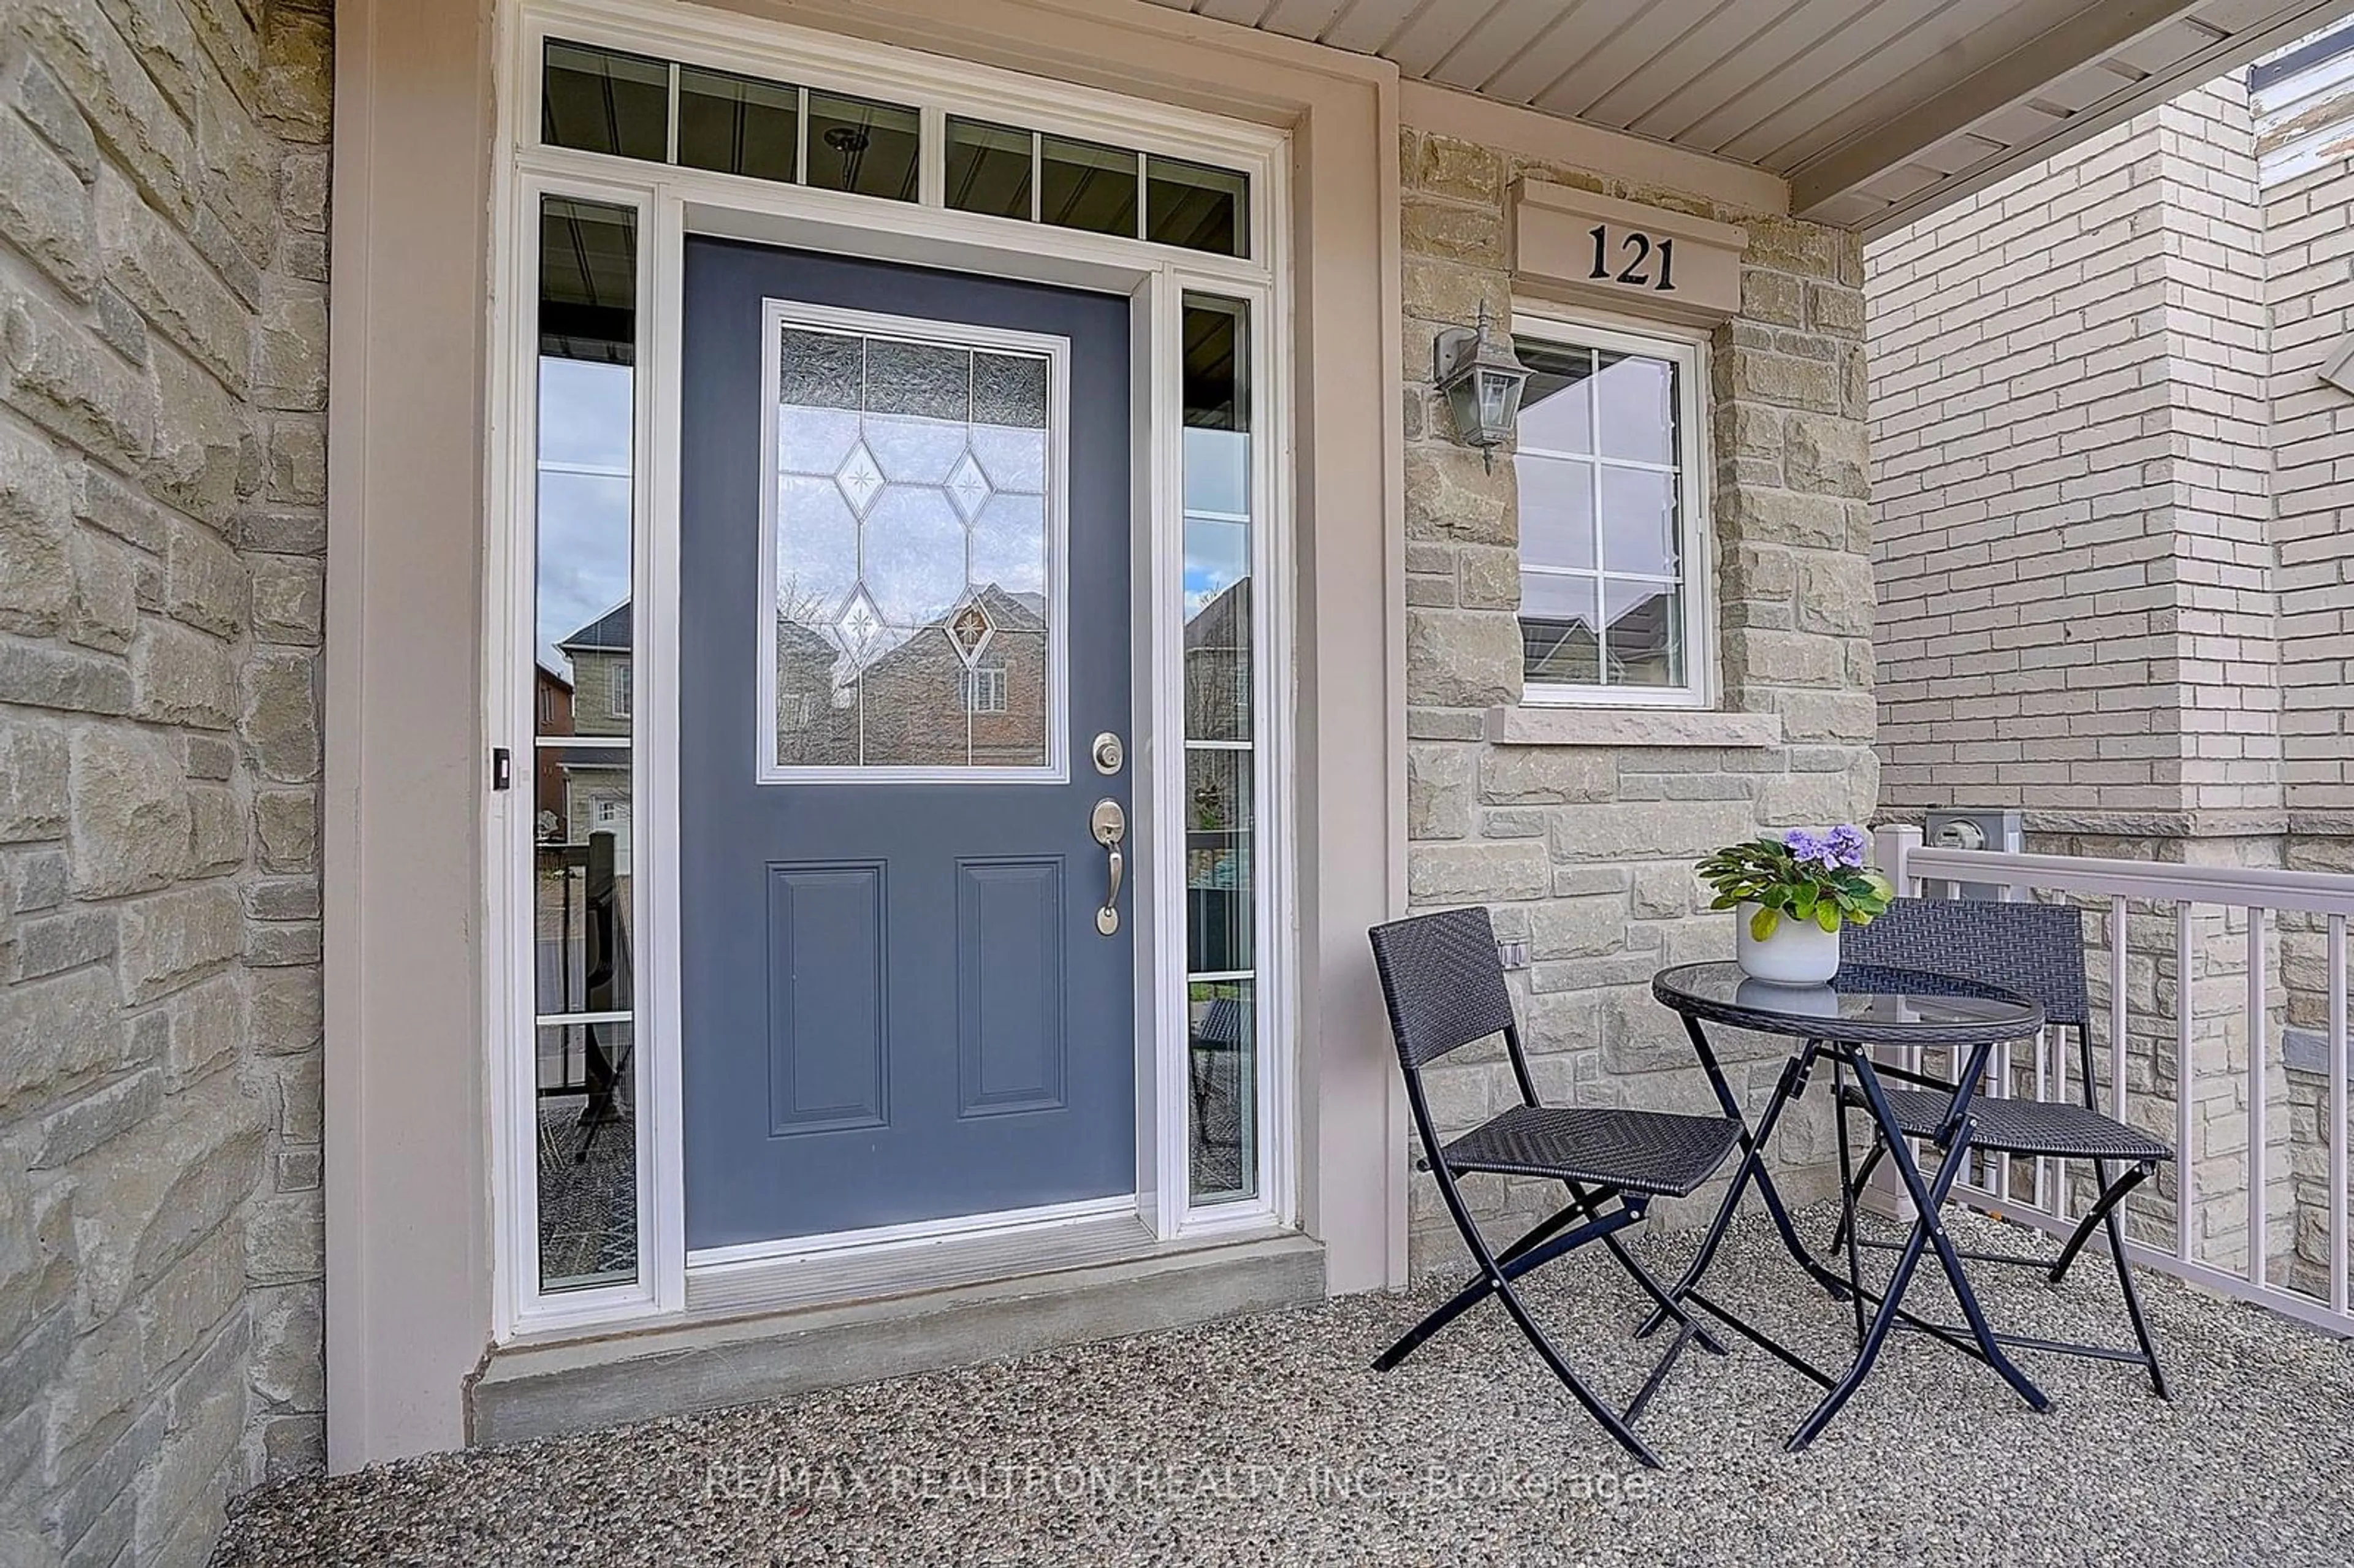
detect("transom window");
top-left (1511, 317), bottom-right (1708, 707)
top-left (541, 40), bottom-right (1251, 258)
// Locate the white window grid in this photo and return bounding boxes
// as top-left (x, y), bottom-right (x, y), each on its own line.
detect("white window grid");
top-left (1509, 311), bottom-right (1712, 710)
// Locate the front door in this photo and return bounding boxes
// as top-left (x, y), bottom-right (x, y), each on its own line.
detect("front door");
top-left (680, 240), bottom-right (1136, 1252)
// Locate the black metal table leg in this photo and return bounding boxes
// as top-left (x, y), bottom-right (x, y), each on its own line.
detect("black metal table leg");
top-left (1846, 1051), bottom-right (2050, 1414)
top-left (1639, 1024), bottom-right (1850, 1339)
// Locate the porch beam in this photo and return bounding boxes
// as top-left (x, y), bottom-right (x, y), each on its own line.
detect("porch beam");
top-left (1791, 0), bottom-right (2201, 220)
top-left (1802, 0), bottom-right (2354, 233)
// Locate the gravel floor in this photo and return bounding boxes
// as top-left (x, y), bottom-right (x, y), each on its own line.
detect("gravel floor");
top-left (215, 1207), bottom-right (2354, 1567)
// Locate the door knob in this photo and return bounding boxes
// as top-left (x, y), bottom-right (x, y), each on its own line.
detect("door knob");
top-left (1091, 798), bottom-right (1125, 935)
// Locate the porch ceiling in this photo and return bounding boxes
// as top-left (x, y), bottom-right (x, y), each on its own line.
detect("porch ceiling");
top-left (1139, 0), bottom-right (2354, 231)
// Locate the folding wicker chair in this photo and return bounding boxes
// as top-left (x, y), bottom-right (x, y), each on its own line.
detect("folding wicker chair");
top-left (1368, 908), bottom-right (1745, 1467)
top-left (1828, 896), bottom-right (2174, 1395)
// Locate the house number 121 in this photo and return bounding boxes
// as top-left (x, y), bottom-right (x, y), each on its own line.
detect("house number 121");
top-left (1588, 226), bottom-right (1677, 292)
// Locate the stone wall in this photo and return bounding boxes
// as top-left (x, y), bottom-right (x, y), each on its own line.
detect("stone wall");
top-left (1397, 127), bottom-right (1877, 1278)
top-left (0, 1), bottom-right (331, 1562)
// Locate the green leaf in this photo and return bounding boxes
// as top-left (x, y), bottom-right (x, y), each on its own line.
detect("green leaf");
top-left (1750, 906), bottom-right (1780, 942)
top-left (1817, 903), bottom-right (1841, 934)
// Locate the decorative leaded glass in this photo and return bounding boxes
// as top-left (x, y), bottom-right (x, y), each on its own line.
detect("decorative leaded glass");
top-left (769, 322), bottom-right (1054, 773)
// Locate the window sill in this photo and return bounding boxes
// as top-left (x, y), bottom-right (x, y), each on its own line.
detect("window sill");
top-left (1484, 706), bottom-right (1782, 748)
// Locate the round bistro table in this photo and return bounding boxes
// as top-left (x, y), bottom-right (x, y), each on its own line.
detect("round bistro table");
top-left (1644, 960), bottom-right (2051, 1448)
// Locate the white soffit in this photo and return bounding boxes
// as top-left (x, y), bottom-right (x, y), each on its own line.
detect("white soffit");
top-left (1138, 0), bottom-right (2354, 230)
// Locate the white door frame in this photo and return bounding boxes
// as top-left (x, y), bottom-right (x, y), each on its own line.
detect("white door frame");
top-left (487, 0), bottom-right (1297, 1341)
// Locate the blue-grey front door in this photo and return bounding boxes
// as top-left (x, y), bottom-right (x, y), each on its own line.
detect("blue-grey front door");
top-left (680, 238), bottom-right (1136, 1251)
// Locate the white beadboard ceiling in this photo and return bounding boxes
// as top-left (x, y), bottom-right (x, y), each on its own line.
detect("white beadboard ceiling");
top-left (1141, 0), bottom-right (2354, 230)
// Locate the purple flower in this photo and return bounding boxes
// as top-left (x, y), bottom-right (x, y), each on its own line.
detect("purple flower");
top-left (1783, 828), bottom-right (1834, 867)
top-left (1784, 824), bottom-right (1870, 870)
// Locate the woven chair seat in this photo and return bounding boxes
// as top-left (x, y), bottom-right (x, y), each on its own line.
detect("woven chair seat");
top-left (1443, 1105), bottom-right (1742, 1198)
top-left (1842, 1084), bottom-right (2173, 1163)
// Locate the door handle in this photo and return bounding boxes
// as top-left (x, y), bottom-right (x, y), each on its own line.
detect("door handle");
top-left (1091, 799), bottom-right (1126, 936)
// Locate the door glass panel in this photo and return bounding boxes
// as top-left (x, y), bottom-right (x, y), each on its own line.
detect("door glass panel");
top-left (541, 41), bottom-right (668, 163)
top-left (1605, 577), bottom-right (1685, 687)
top-left (768, 319), bottom-right (1057, 775)
top-left (1594, 348), bottom-right (1677, 465)
top-left (677, 65), bottom-right (799, 184)
top-left (1146, 155), bottom-right (1249, 257)
top-left (1518, 454), bottom-right (1596, 574)
top-left (531, 194), bottom-right (642, 1293)
top-left (805, 91), bottom-right (920, 201)
top-left (534, 767), bottom-right (636, 1018)
top-left (1041, 134), bottom-right (1139, 238)
top-left (1182, 295), bottom-right (1259, 1205)
top-left (1599, 465), bottom-right (1677, 579)
top-left (946, 118), bottom-right (1035, 220)
top-left (1187, 980), bottom-right (1255, 1206)
top-left (537, 199), bottom-right (637, 740)
top-left (1186, 749), bottom-right (1253, 974)
top-left (1522, 573), bottom-right (1601, 685)
top-left (535, 1021), bottom-right (637, 1292)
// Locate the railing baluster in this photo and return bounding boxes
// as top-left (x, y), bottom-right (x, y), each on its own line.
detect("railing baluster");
top-left (2247, 910), bottom-right (2268, 1290)
top-left (2034, 1024), bottom-right (2051, 1214)
top-left (2108, 893), bottom-right (2129, 1229)
top-left (2331, 914), bottom-right (2348, 1319)
top-left (1992, 1037), bottom-right (2012, 1201)
top-left (2177, 903), bottom-right (2196, 1265)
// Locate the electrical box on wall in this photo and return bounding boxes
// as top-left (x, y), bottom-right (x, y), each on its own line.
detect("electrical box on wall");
top-left (1921, 809), bottom-right (2024, 901)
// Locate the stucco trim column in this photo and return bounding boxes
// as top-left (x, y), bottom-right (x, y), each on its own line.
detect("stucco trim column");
top-left (324, 0), bottom-right (500, 1466)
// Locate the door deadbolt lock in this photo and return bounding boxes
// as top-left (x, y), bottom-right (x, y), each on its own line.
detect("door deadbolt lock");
top-left (1091, 798), bottom-right (1126, 935)
top-left (1092, 732), bottom-right (1125, 775)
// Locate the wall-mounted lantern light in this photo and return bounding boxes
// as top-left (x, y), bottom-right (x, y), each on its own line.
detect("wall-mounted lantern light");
top-left (1433, 302), bottom-right (1531, 468)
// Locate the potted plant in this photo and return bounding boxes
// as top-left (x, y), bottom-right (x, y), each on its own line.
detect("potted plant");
top-left (1697, 826), bottom-right (1894, 985)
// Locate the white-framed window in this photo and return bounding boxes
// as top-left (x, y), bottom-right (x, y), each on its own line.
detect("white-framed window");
top-left (961, 666), bottom-right (1008, 714)
top-left (1510, 311), bottom-right (1710, 708)
top-left (610, 661), bottom-right (634, 718)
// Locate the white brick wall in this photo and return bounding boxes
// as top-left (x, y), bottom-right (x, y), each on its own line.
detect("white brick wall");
top-left (1867, 82), bottom-right (2281, 819)
top-left (2266, 157), bottom-right (2354, 812)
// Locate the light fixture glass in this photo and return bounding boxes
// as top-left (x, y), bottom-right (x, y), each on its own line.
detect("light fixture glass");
top-left (1433, 302), bottom-right (1531, 468)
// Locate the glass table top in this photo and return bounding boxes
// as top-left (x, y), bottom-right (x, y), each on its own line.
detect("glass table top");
top-left (1652, 961), bottom-right (2044, 1046)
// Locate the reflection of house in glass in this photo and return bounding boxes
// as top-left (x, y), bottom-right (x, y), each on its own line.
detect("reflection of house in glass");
top-left (775, 584), bottom-right (1048, 769)
top-left (553, 603), bottom-right (633, 862)
top-left (533, 663), bottom-right (575, 840)
top-left (1521, 582), bottom-right (1678, 687)
top-left (1183, 577), bottom-right (1251, 976)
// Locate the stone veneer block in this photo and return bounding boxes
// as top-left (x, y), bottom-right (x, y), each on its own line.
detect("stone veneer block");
top-left (1485, 706), bottom-right (1783, 748)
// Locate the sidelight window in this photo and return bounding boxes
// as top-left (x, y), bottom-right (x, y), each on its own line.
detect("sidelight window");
top-left (528, 194), bottom-right (645, 1294)
top-left (1181, 294), bottom-right (1261, 1206)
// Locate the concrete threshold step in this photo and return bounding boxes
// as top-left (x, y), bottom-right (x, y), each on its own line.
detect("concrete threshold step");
top-left (467, 1230), bottom-right (1326, 1447)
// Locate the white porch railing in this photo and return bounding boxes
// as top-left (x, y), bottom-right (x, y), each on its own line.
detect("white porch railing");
top-left (1872, 826), bottom-right (2354, 1339)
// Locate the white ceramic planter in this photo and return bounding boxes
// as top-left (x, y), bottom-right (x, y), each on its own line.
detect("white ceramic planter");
top-left (1735, 902), bottom-right (1842, 986)
top-left (1735, 978), bottom-right (1841, 1018)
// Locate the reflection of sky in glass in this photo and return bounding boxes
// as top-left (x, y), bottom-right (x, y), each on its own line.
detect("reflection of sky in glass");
top-left (1184, 517), bottom-right (1247, 617)
top-left (537, 357), bottom-right (634, 669)
top-left (1183, 428), bottom-right (1249, 617)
